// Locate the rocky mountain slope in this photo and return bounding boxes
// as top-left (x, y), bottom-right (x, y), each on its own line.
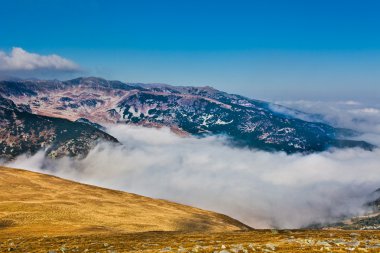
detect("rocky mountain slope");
top-left (0, 77), bottom-right (374, 154)
top-left (0, 95), bottom-right (118, 160)
top-left (0, 167), bottom-right (251, 237)
top-left (305, 190), bottom-right (380, 230)
top-left (313, 211), bottom-right (380, 230)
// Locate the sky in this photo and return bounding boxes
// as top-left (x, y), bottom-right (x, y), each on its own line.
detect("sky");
top-left (0, 0), bottom-right (379, 101)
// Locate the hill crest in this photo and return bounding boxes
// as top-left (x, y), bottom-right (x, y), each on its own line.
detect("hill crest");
top-left (0, 167), bottom-right (251, 237)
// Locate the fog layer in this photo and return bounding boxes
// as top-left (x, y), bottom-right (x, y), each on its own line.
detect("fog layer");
top-left (6, 101), bottom-right (380, 228)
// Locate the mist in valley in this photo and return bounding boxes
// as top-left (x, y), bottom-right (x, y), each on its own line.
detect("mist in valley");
top-left (6, 100), bottom-right (380, 229)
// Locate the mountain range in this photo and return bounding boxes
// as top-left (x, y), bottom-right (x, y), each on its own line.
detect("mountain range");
top-left (0, 77), bottom-right (374, 160)
top-left (0, 77), bottom-right (379, 232)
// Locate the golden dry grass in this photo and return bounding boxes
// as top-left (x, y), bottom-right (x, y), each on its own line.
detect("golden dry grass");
top-left (0, 166), bottom-right (250, 237)
top-left (2, 230), bottom-right (380, 252)
top-left (2, 167), bottom-right (380, 253)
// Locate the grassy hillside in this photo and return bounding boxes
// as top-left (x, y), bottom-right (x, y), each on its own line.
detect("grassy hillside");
top-left (2, 167), bottom-right (380, 252)
top-left (0, 167), bottom-right (250, 237)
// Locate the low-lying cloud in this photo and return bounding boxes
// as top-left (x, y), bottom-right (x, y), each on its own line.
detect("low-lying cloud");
top-left (0, 47), bottom-right (80, 75)
top-left (6, 136), bottom-right (380, 228)
top-left (271, 100), bottom-right (380, 146)
top-left (4, 100), bottom-right (380, 229)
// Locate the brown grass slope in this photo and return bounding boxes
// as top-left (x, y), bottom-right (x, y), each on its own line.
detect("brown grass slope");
top-left (0, 167), bottom-right (250, 236)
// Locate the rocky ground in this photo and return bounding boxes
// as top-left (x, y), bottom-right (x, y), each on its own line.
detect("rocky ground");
top-left (1, 230), bottom-right (380, 253)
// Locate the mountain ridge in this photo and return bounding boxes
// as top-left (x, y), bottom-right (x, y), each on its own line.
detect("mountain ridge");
top-left (0, 77), bottom-right (375, 156)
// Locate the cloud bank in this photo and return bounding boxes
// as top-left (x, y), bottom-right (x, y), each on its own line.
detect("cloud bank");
top-left (7, 126), bottom-right (380, 229)
top-left (271, 100), bottom-right (380, 146)
top-left (3, 100), bottom-right (380, 229)
top-left (0, 47), bottom-right (80, 75)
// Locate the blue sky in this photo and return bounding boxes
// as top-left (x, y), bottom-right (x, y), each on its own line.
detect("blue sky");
top-left (1, 0), bottom-right (379, 101)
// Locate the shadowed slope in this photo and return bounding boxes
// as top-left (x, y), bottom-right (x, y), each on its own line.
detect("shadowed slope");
top-left (0, 96), bottom-right (118, 160)
top-left (0, 167), bottom-right (250, 236)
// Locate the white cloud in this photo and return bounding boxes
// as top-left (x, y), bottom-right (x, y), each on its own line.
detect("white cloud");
top-left (351, 108), bottom-right (380, 115)
top-left (272, 100), bottom-right (380, 145)
top-left (6, 124), bottom-right (380, 229)
top-left (338, 100), bottom-right (361, 106)
top-left (4, 101), bottom-right (380, 229)
top-left (0, 47), bottom-right (79, 72)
